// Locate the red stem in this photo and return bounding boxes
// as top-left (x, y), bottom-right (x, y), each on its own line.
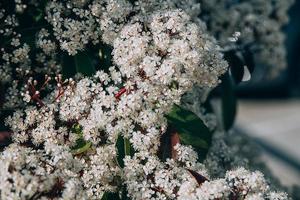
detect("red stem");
top-left (115, 87), bottom-right (127, 99)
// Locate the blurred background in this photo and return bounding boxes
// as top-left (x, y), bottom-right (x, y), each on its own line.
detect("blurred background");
top-left (235, 0), bottom-right (300, 194)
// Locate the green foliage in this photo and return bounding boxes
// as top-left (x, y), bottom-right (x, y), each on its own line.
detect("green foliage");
top-left (116, 135), bottom-right (135, 168)
top-left (101, 192), bottom-right (121, 200)
top-left (224, 50), bottom-right (245, 84)
top-left (101, 190), bottom-right (131, 200)
top-left (71, 124), bottom-right (92, 155)
top-left (166, 105), bottom-right (212, 160)
top-left (74, 51), bottom-right (96, 76)
top-left (224, 47), bottom-right (254, 84)
top-left (98, 42), bottom-right (113, 71)
top-left (221, 73), bottom-right (237, 131)
top-left (61, 53), bottom-right (77, 78)
top-left (62, 51), bottom-right (96, 78)
top-left (71, 140), bottom-right (92, 155)
top-left (218, 47), bottom-right (254, 131)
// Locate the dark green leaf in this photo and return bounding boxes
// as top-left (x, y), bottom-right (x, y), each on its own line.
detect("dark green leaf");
top-left (242, 47), bottom-right (255, 74)
top-left (221, 73), bottom-right (237, 131)
top-left (102, 192), bottom-right (121, 200)
top-left (179, 133), bottom-right (209, 149)
top-left (116, 135), bottom-right (134, 168)
top-left (71, 140), bottom-right (92, 155)
top-left (61, 52), bottom-right (77, 78)
top-left (71, 124), bottom-right (92, 155)
top-left (74, 51), bottom-right (96, 76)
top-left (98, 42), bottom-right (113, 71)
top-left (61, 51), bottom-right (96, 78)
top-left (72, 124), bottom-right (83, 135)
top-left (224, 50), bottom-right (245, 84)
top-left (166, 105), bottom-right (212, 160)
top-left (121, 188), bottom-right (131, 200)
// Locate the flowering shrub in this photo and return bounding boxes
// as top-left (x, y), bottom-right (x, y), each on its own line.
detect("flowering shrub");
top-left (0, 0), bottom-right (294, 199)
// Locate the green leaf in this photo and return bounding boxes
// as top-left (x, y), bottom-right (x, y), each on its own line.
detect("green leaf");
top-left (179, 133), bottom-right (209, 149)
top-left (72, 124), bottom-right (83, 135)
top-left (61, 52), bottom-right (77, 78)
top-left (224, 50), bottom-right (245, 84)
top-left (224, 47), bottom-right (255, 84)
top-left (221, 73), bottom-right (237, 131)
top-left (71, 140), bottom-right (92, 155)
top-left (166, 105), bottom-right (212, 160)
top-left (116, 135), bottom-right (134, 168)
top-left (101, 192), bottom-right (121, 200)
top-left (242, 46), bottom-right (255, 74)
top-left (61, 51), bottom-right (96, 78)
top-left (74, 51), bottom-right (96, 76)
top-left (98, 42), bottom-right (113, 71)
top-left (33, 8), bottom-right (44, 22)
top-left (71, 124), bottom-right (92, 155)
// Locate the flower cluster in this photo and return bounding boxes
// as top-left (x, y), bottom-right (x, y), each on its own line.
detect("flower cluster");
top-left (178, 167), bottom-right (289, 200)
top-left (0, 143), bottom-right (85, 199)
top-left (123, 146), bottom-right (208, 199)
top-left (45, 0), bottom-right (132, 55)
top-left (2, 9), bottom-right (228, 199)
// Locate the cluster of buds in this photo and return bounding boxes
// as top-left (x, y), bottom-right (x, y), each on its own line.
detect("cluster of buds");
top-left (21, 74), bottom-right (76, 107)
top-left (21, 75), bottom-right (51, 106)
top-left (54, 74), bottom-right (75, 103)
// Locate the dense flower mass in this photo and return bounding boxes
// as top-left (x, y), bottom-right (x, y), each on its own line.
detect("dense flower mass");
top-left (0, 0), bottom-right (294, 199)
top-left (177, 167), bottom-right (290, 200)
top-left (45, 0), bottom-right (132, 54)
